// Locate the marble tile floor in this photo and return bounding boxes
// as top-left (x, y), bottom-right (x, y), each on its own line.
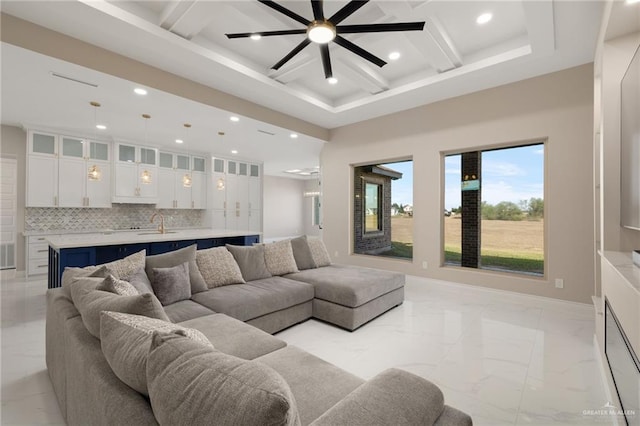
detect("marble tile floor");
top-left (1, 274), bottom-right (617, 425)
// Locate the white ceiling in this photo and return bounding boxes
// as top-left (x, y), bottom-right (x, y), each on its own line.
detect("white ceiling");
top-left (0, 0), bottom-right (608, 176)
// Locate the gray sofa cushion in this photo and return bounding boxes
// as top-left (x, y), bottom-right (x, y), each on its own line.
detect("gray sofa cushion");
top-left (145, 244), bottom-right (207, 294)
top-left (100, 311), bottom-right (211, 395)
top-left (146, 331), bottom-right (301, 426)
top-left (226, 244), bottom-right (272, 281)
top-left (196, 246), bottom-right (245, 288)
top-left (179, 313), bottom-right (286, 360)
top-left (191, 277), bottom-right (314, 322)
top-left (290, 236), bottom-right (316, 270)
top-left (310, 368), bottom-right (445, 426)
top-left (307, 238), bottom-right (331, 267)
top-left (163, 300), bottom-right (216, 323)
top-left (150, 262), bottom-right (191, 306)
top-left (127, 267), bottom-right (154, 295)
top-left (70, 276), bottom-right (169, 338)
top-left (257, 345), bottom-right (364, 425)
top-left (286, 264), bottom-right (405, 308)
top-left (104, 249), bottom-right (146, 281)
top-left (263, 240), bottom-right (299, 275)
top-left (96, 275), bottom-right (139, 296)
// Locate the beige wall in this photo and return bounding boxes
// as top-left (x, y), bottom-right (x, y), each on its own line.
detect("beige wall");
top-left (0, 125), bottom-right (27, 272)
top-left (262, 176), bottom-right (305, 240)
top-left (302, 178), bottom-right (321, 237)
top-left (322, 64), bottom-right (595, 304)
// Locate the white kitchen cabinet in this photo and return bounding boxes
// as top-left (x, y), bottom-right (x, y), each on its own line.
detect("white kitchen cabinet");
top-left (58, 136), bottom-right (111, 208)
top-left (113, 143), bottom-right (158, 204)
top-left (191, 171), bottom-right (207, 209)
top-left (26, 131), bottom-right (59, 207)
top-left (26, 234), bottom-right (58, 276)
top-left (157, 152), bottom-right (206, 209)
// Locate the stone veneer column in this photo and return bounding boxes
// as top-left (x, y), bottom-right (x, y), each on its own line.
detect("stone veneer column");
top-left (461, 152), bottom-right (481, 268)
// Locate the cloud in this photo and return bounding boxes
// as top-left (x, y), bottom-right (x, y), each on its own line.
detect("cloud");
top-left (481, 181), bottom-right (543, 205)
top-left (482, 160), bottom-right (525, 177)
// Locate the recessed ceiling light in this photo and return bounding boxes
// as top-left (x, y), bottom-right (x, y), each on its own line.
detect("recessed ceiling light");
top-left (476, 13), bottom-right (492, 25)
top-left (175, 139), bottom-right (183, 144)
top-left (290, 133), bottom-right (298, 139)
top-left (96, 124), bottom-right (107, 130)
top-left (230, 116), bottom-right (240, 122)
top-left (134, 87), bottom-right (147, 95)
top-left (327, 77), bottom-right (338, 85)
top-left (250, 34), bottom-right (262, 40)
top-left (625, 0), bottom-right (640, 4)
top-left (286, 169), bottom-right (302, 173)
top-left (388, 51), bottom-right (401, 60)
top-left (231, 150), bottom-right (238, 154)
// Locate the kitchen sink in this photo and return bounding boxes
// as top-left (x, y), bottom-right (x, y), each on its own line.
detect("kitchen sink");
top-left (137, 231), bottom-right (178, 235)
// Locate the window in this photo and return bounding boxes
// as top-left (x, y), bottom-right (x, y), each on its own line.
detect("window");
top-left (353, 160), bottom-right (413, 259)
top-left (312, 196), bottom-right (320, 227)
top-left (364, 181), bottom-right (382, 233)
top-left (444, 143), bottom-right (544, 276)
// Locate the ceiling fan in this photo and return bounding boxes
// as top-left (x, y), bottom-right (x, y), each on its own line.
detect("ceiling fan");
top-left (226, 0), bottom-right (425, 80)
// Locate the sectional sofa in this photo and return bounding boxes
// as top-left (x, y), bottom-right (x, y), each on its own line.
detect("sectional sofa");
top-left (46, 236), bottom-right (472, 425)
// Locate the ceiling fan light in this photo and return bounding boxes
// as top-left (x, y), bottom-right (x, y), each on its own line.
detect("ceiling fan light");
top-left (250, 34), bottom-right (262, 40)
top-left (476, 13), bottom-right (493, 25)
top-left (327, 77), bottom-right (338, 85)
top-left (307, 21), bottom-right (336, 44)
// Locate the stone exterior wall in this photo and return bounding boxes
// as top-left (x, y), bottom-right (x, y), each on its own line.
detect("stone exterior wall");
top-left (461, 152), bottom-right (481, 268)
top-left (353, 167), bottom-right (393, 255)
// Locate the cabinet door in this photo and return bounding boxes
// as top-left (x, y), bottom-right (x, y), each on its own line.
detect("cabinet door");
top-left (191, 173), bottom-right (206, 209)
top-left (118, 144), bottom-right (136, 163)
top-left (114, 163), bottom-right (137, 197)
top-left (157, 168), bottom-right (175, 208)
top-left (249, 210), bottom-right (262, 232)
top-left (212, 158), bottom-right (225, 173)
top-left (86, 162), bottom-right (111, 207)
top-left (211, 172), bottom-right (226, 210)
top-left (60, 136), bottom-right (85, 159)
top-left (174, 172), bottom-right (192, 209)
top-left (27, 156), bottom-right (58, 207)
top-left (225, 174), bottom-right (238, 210)
top-left (139, 147), bottom-right (157, 166)
top-left (58, 158), bottom-right (85, 207)
top-left (235, 208), bottom-right (249, 231)
top-left (159, 152), bottom-right (174, 169)
top-left (236, 175), bottom-right (249, 210)
top-left (89, 141), bottom-right (109, 161)
top-left (137, 166), bottom-right (158, 198)
top-left (248, 176), bottom-right (261, 211)
top-left (192, 157), bottom-right (206, 173)
top-left (30, 132), bottom-right (57, 156)
top-left (211, 210), bottom-right (226, 229)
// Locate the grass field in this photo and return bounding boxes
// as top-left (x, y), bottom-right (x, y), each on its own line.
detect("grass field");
top-left (380, 216), bottom-right (544, 275)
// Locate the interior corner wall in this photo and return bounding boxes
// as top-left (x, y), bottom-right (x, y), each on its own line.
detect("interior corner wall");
top-left (322, 63), bottom-right (596, 304)
top-left (0, 125), bottom-right (27, 272)
top-left (302, 178), bottom-right (321, 237)
top-left (262, 176), bottom-right (305, 240)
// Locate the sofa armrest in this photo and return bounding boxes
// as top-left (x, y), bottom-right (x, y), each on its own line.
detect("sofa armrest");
top-left (310, 368), bottom-right (447, 425)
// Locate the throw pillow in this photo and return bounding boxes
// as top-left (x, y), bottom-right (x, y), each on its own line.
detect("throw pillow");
top-left (145, 245), bottom-right (207, 294)
top-left (225, 244), bottom-right (272, 281)
top-left (263, 240), bottom-right (299, 276)
top-left (96, 274), bottom-right (139, 297)
top-left (308, 238), bottom-right (331, 267)
top-left (127, 267), bottom-right (154, 295)
top-left (61, 265), bottom-right (100, 297)
top-left (104, 249), bottom-right (146, 281)
top-left (290, 236), bottom-right (317, 270)
top-left (150, 262), bottom-right (191, 306)
top-left (100, 311), bottom-right (212, 395)
top-left (146, 331), bottom-right (300, 426)
top-left (71, 276), bottom-right (169, 338)
top-left (196, 247), bottom-right (245, 288)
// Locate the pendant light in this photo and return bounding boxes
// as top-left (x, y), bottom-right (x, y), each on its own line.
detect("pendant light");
top-left (88, 101), bottom-right (102, 181)
top-left (216, 131), bottom-right (225, 190)
top-left (182, 123), bottom-right (192, 188)
top-left (141, 114), bottom-right (152, 184)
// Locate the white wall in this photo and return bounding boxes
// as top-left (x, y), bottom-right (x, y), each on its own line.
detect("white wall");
top-left (302, 178), bottom-right (321, 237)
top-left (262, 176), bottom-right (305, 240)
top-left (322, 64), bottom-right (595, 304)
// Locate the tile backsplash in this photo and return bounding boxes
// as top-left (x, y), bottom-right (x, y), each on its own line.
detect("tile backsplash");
top-left (26, 205), bottom-right (204, 232)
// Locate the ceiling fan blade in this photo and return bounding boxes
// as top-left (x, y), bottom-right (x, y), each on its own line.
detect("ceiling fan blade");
top-left (226, 29), bottom-right (307, 39)
top-left (319, 44), bottom-right (332, 78)
top-left (328, 0), bottom-right (369, 25)
top-left (258, 0), bottom-right (310, 26)
top-left (334, 35), bottom-right (386, 67)
top-left (337, 22), bottom-right (425, 34)
top-left (311, 0), bottom-right (324, 21)
top-left (272, 38), bottom-right (312, 70)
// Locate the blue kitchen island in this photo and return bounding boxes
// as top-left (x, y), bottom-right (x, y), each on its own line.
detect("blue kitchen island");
top-left (46, 229), bottom-right (260, 288)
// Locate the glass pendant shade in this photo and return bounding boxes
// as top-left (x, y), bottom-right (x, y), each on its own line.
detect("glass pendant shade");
top-left (217, 177), bottom-right (225, 190)
top-left (141, 169), bottom-right (152, 184)
top-left (88, 164), bottom-right (101, 181)
top-left (183, 173), bottom-right (192, 188)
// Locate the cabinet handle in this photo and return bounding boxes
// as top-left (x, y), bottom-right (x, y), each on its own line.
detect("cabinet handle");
top-left (37, 249), bottom-right (47, 253)
top-left (37, 237), bottom-right (45, 241)
top-left (86, 197), bottom-right (90, 206)
top-left (236, 210), bottom-right (240, 217)
top-left (192, 200), bottom-right (194, 209)
top-left (54, 196), bottom-right (58, 206)
top-left (38, 264), bottom-right (48, 268)
top-left (249, 202), bottom-right (252, 209)
top-left (224, 201), bottom-right (227, 209)
top-left (236, 202), bottom-right (240, 209)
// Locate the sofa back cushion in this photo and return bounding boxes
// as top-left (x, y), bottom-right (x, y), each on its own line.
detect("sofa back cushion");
top-left (100, 311), bottom-right (212, 395)
top-left (307, 238), bottom-right (331, 267)
top-left (103, 249), bottom-right (147, 281)
top-left (150, 262), bottom-right (191, 306)
top-left (145, 244), bottom-right (207, 294)
top-left (226, 244), bottom-right (272, 282)
top-left (196, 246), bottom-right (246, 288)
top-left (70, 276), bottom-right (169, 338)
top-left (290, 236), bottom-right (317, 270)
top-left (96, 275), bottom-right (140, 296)
top-left (146, 331), bottom-right (301, 426)
top-left (263, 240), bottom-right (299, 276)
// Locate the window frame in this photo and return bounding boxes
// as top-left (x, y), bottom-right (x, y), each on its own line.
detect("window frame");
top-left (362, 176), bottom-right (384, 237)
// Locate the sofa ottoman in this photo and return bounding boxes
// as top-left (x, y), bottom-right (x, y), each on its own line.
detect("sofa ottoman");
top-left (286, 264), bottom-right (405, 331)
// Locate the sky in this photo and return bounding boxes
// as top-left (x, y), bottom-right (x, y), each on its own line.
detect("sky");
top-left (384, 144), bottom-right (544, 209)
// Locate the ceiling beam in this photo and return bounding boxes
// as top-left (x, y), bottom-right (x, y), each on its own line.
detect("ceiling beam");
top-left (269, 56), bottom-right (317, 83)
top-left (159, 0), bottom-right (219, 40)
top-left (337, 57), bottom-right (389, 94)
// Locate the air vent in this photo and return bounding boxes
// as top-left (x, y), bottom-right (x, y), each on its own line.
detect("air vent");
top-left (257, 129), bottom-right (276, 136)
top-left (50, 72), bottom-right (98, 87)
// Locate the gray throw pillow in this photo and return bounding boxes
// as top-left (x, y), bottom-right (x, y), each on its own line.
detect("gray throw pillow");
top-left (71, 276), bottom-right (169, 338)
top-left (290, 236), bottom-right (317, 270)
top-left (146, 331), bottom-right (300, 426)
top-left (263, 240), bottom-right (299, 276)
top-left (225, 244), bottom-right (272, 281)
top-left (196, 247), bottom-right (245, 288)
top-left (145, 245), bottom-right (207, 294)
top-left (307, 238), bottom-right (331, 267)
top-left (96, 274), bottom-right (139, 296)
top-left (128, 267), bottom-right (154, 295)
top-left (104, 249), bottom-right (146, 281)
top-left (100, 311), bottom-right (212, 395)
top-left (150, 262), bottom-right (191, 306)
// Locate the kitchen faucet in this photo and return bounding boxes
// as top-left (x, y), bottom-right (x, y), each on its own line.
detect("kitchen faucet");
top-left (150, 212), bottom-right (166, 234)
